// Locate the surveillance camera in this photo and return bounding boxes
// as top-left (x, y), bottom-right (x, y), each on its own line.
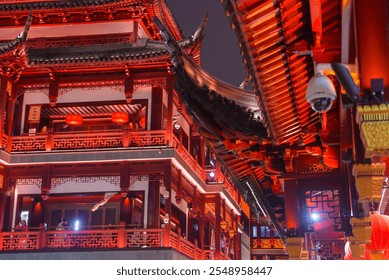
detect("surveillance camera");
top-left (305, 72), bottom-right (337, 113)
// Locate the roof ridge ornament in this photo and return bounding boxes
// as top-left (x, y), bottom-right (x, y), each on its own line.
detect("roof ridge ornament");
top-left (152, 16), bottom-right (183, 66)
top-left (191, 12), bottom-right (208, 43)
top-left (18, 11), bottom-right (33, 42)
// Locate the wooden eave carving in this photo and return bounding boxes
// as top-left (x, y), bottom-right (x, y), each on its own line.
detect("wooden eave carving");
top-left (356, 104), bottom-right (389, 158)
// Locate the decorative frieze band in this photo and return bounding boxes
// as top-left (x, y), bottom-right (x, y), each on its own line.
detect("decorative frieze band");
top-left (356, 104), bottom-right (389, 157)
top-left (352, 163), bottom-right (385, 203)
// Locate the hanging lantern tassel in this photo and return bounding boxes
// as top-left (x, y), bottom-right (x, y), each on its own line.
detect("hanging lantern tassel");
top-left (112, 112), bottom-right (129, 124)
top-left (66, 114), bottom-right (83, 126)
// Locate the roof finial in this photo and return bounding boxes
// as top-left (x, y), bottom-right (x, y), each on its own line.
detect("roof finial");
top-left (18, 11), bottom-right (33, 42)
top-left (192, 12), bottom-right (208, 42)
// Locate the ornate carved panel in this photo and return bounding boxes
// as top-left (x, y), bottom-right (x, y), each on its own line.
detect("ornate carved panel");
top-left (51, 176), bottom-right (120, 188)
top-left (305, 189), bottom-right (342, 232)
top-left (16, 178), bottom-right (42, 188)
top-left (11, 135), bottom-right (47, 152)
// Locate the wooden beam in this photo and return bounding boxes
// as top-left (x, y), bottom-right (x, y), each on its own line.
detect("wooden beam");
top-left (17, 70), bottom-right (168, 86)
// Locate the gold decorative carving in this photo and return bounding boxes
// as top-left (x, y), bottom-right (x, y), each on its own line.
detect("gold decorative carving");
top-left (352, 163), bottom-right (385, 203)
top-left (346, 239), bottom-right (366, 259)
top-left (285, 237), bottom-right (303, 259)
top-left (349, 217), bottom-right (372, 243)
top-left (356, 104), bottom-right (389, 157)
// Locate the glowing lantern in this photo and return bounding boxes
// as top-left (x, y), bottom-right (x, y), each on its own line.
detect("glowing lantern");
top-left (366, 213), bottom-right (389, 251)
top-left (65, 114), bottom-right (83, 126)
top-left (112, 112), bottom-right (128, 124)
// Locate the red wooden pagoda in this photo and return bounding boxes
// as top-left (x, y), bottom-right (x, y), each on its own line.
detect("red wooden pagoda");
top-left (0, 0), bottom-right (388, 261)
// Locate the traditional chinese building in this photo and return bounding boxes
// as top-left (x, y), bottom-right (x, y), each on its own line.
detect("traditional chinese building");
top-left (0, 0), bottom-right (389, 261)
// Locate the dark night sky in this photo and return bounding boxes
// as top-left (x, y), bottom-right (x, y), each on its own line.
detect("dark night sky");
top-left (165, 0), bottom-right (246, 87)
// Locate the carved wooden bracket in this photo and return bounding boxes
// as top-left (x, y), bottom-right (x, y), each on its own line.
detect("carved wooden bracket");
top-left (356, 104), bottom-right (389, 157)
top-left (350, 216), bottom-right (372, 243)
top-left (352, 163), bottom-right (385, 203)
top-left (285, 237), bottom-right (303, 259)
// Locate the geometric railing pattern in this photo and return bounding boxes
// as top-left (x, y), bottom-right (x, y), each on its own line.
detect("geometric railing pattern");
top-left (8, 130), bottom-right (168, 152)
top-left (0, 228), bottom-right (230, 260)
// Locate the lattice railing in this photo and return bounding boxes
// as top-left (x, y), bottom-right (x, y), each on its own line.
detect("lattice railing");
top-left (1, 134), bottom-right (7, 149)
top-left (52, 132), bottom-right (123, 150)
top-left (5, 130), bottom-right (168, 152)
top-left (45, 230), bottom-right (119, 249)
top-left (220, 252), bottom-right (232, 260)
top-left (172, 135), bottom-right (205, 180)
top-left (195, 247), bottom-right (203, 260)
top-left (128, 131), bottom-right (167, 147)
top-left (220, 173), bottom-right (239, 203)
top-left (169, 231), bottom-right (179, 249)
top-left (0, 228), bottom-right (231, 260)
top-left (204, 250), bottom-right (215, 260)
top-left (0, 232), bottom-right (39, 251)
top-left (126, 229), bottom-right (162, 248)
top-left (10, 135), bottom-right (47, 152)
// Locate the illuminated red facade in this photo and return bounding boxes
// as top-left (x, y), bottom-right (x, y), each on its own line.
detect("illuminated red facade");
top-left (0, 0), bottom-right (389, 260)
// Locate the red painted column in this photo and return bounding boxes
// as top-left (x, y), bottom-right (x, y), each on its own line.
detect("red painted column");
top-left (0, 77), bottom-right (8, 148)
top-left (214, 194), bottom-right (221, 260)
top-left (147, 179), bottom-right (160, 229)
top-left (166, 76), bottom-right (174, 146)
top-left (151, 87), bottom-right (163, 130)
top-left (355, 0), bottom-right (389, 98)
top-left (283, 179), bottom-right (301, 234)
top-left (162, 160), bottom-right (172, 246)
top-left (6, 83), bottom-right (16, 137)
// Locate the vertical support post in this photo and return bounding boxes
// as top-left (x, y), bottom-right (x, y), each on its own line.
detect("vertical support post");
top-left (283, 179), bottom-right (301, 234)
top-left (175, 169), bottom-right (182, 204)
top-left (162, 160), bottom-right (172, 247)
top-left (354, 0), bottom-right (389, 100)
top-left (48, 73), bottom-right (58, 107)
top-left (166, 76), bottom-right (174, 146)
top-left (122, 125), bottom-right (130, 147)
top-left (4, 178), bottom-right (16, 231)
top-left (45, 127), bottom-right (53, 151)
top-left (214, 194), bottom-right (221, 260)
top-left (37, 223), bottom-right (46, 249)
top-left (133, 21), bottom-right (139, 42)
top-left (151, 87), bottom-right (163, 131)
top-left (198, 194), bottom-right (205, 249)
top-left (120, 162), bottom-right (130, 196)
top-left (0, 77), bottom-right (8, 148)
top-left (0, 168), bottom-right (11, 231)
top-left (6, 80), bottom-right (16, 137)
top-left (41, 165), bottom-right (51, 201)
top-left (117, 221), bottom-right (126, 248)
top-left (199, 136), bottom-right (205, 169)
top-left (124, 72), bottom-right (134, 103)
top-left (147, 179), bottom-right (160, 228)
top-left (120, 190), bottom-right (133, 225)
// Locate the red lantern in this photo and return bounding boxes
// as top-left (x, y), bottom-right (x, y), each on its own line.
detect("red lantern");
top-left (385, 250), bottom-right (389, 260)
top-left (366, 213), bottom-right (389, 251)
top-left (112, 112), bottom-right (128, 124)
top-left (65, 114), bottom-right (83, 126)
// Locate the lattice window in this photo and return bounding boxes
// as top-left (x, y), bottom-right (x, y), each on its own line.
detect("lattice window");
top-left (305, 189), bottom-right (343, 232)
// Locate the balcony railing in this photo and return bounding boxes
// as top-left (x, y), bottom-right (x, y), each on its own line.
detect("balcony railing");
top-left (4, 130), bottom-right (167, 153)
top-left (0, 227), bottom-right (229, 260)
top-left (1, 130), bottom-right (239, 206)
top-left (172, 135), bottom-right (205, 181)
